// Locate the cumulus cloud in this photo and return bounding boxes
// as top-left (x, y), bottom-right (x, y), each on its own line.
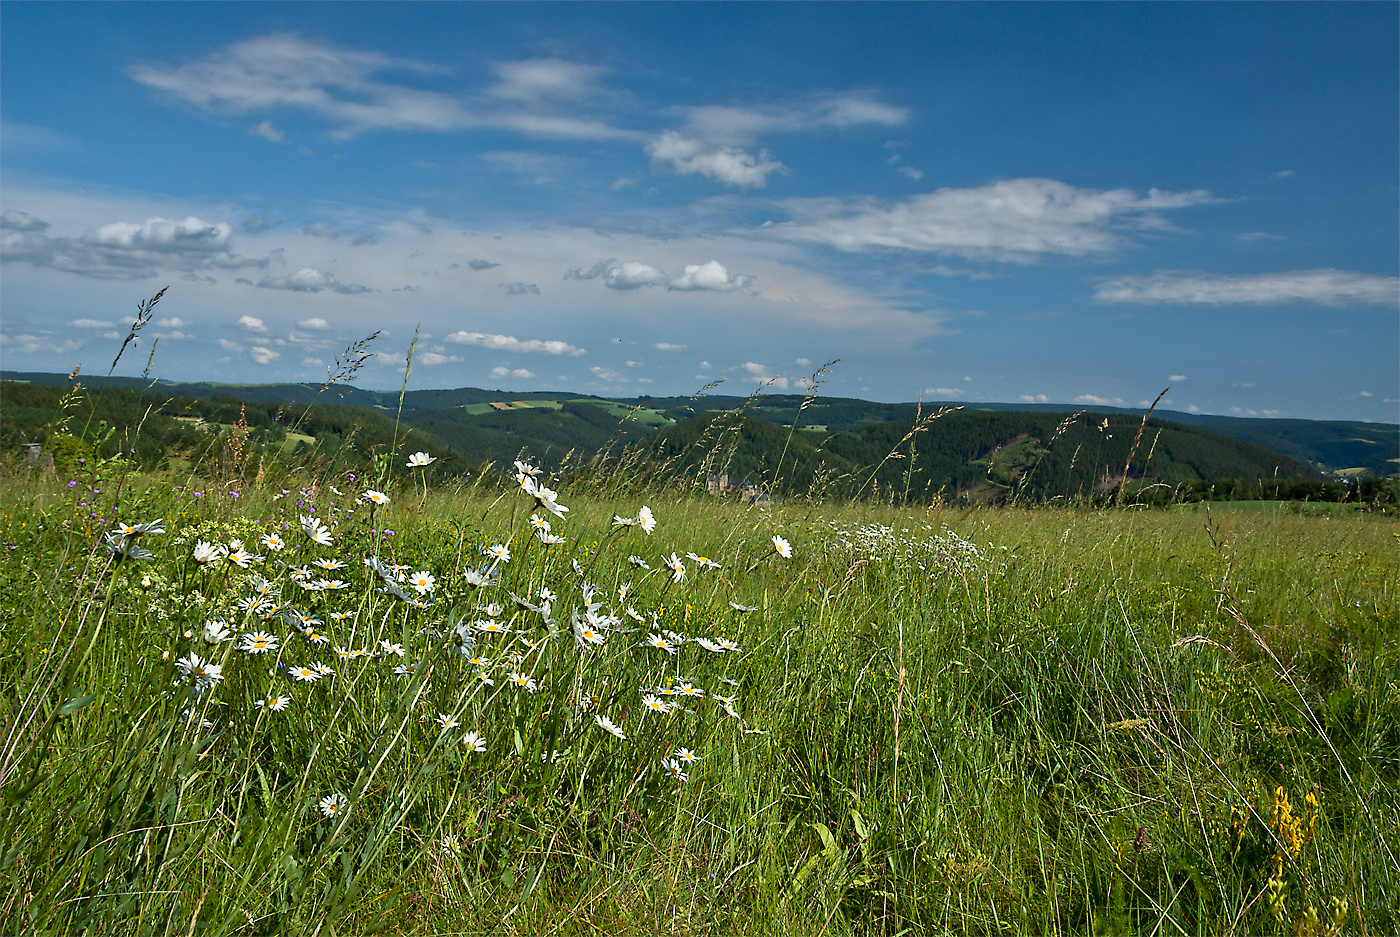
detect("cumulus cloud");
top-left (490, 365), bottom-right (536, 379)
top-left (758, 179), bottom-right (1216, 262)
top-left (1073, 394), bottom-right (1126, 406)
top-left (579, 258), bottom-right (755, 292)
top-left (1020, 394), bottom-right (1050, 403)
top-left (739, 361), bottom-right (789, 389)
top-left (445, 331), bottom-right (584, 356)
top-left (303, 222), bottom-right (339, 239)
top-left (604, 262), bottom-right (669, 290)
top-left (249, 345), bottom-right (280, 364)
top-left (1, 210), bottom-right (49, 232)
top-left (238, 315), bottom-right (269, 333)
top-left (646, 131), bottom-right (787, 189)
top-left (1, 214), bottom-right (263, 279)
top-left (590, 366), bottom-right (626, 382)
top-left (69, 318), bottom-right (116, 330)
top-left (488, 58), bottom-right (607, 102)
top-left (653, 342), bottom-right (688, 351)
top-left (467, 258), bottom-right (499, 270)
top-left (668, 260), bottom-right (754, 291)
top-left (1091, 269), bottom-right (1400, 307)
top-left (498, 281), bottom-right (540, 295)
top-left (1168, 374), bottom-right (1187, 382)
top-left (296, 317), bottom-right (330, 330)
top-left (257, 266), bottom-right (371, 293)
top-left (417, 351), bottom-right (461, 366)
top-left (243, 217), bottom-right (275, 233)
top-left (924, 387), bottom-right (966, 397)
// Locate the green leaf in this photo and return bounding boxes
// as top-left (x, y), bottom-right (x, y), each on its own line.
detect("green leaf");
top-left (57, 694), bottom-right (96, 716)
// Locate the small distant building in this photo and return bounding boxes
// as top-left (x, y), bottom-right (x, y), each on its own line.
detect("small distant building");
top-left (706, 473), bottom-right (769, 503)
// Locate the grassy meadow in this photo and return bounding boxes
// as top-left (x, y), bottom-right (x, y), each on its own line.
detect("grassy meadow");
top-left (0, 452), bottom-right (1396, 935)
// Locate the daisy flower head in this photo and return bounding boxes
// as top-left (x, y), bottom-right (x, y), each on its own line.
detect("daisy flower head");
top-left (312, 661), bottom-right (335, 677)
top-left (663, 758), bottom-right (688, 783)
top-left (474, 620), bottom-right (508, 635)
top-left (192, 540), bottom-right (225, 564)
top-left (644, 633), bottom-right (676, 655)
top-left (642, 693), bottom-right (673, 714)
top-left (664, 554), bottom-right (686, 583)
top-left (693, 637), bottom-right (724, 653)
top-left (362, 489), bottom-right (391, 506)
top-left (202, 619), bottom-right (233, 645)
top-left (261, 533), bottom-right (286, 551)
top-left (484, 543), bottom-right (511, 565)
top-left (514, 460), bottom-right (541, 480)
top-left (674, 747), bottom-right (700, 763)
top-left (537, 531), bottom-right (566, 545)
top-left (533, 485), bottom-right (569, 519)
top-left (685, 553), bottom-right (721, 570)
top-left (393, 662), bottom-right (417, 677)
top-left (175, 652), bottom-right (224, 690)
top-left (729, 602), bottom-right (758, 612)
top-left (461, 730), bottom-right (486, 752)
top-left (538, 587), bottom-right (558, 604)
top-left (435, 712), bottom-right (460, 730)
top-left (676, 682), bottom-right (705, 698)
top-left (466, 654), bottom-right (491, 668)
top-left (772, 534), bottom-right (792, 559)
top-left (637, 505), bottom-right (656, 534)
top-left (509, 672), bottom-right (538, 692)
top-left (313, 558), bottom-right (347, 570)
top-left (255, 694), bottom-right (291, 712)
top-left (474, 671), bottom-right (495, 687)
top-left (408, 570), bottom-right (436, 594)
top-left (406, 451), bottom-right (436, 468)
top-left (318, 793), bottom-right (348, 817)
top-left (627, 555), bottom-right (651, 570)
top-left (463, 567), bottom-right (497, 588)
top-left (380, 640), bottom-right (405, 657)
top-left (529, 514), bottom-right (551, 533)
top-left (612, 514), bottom-right (637, 528)
top-left (240, 631), bottom-right (279, 655)
top-left (716, 638), bottom-right (741, 653)
top-left (290, 665), bottom-right (320, 683)
top-left (594, 714), bottom-right (627, 740)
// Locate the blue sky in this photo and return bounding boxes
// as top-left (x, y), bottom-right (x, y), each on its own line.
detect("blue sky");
top-left (2, 2), bottom-right (1396, 421)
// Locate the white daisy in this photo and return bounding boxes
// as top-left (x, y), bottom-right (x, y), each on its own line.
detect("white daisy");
top-left (594, 714), bottom-right (626, 739)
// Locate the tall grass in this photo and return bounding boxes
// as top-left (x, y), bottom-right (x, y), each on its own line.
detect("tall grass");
top-left (0, 460), bottom-right (1394, 934)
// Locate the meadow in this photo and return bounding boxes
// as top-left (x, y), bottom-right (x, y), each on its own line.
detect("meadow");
top-left (1, 445), bottom-right (1395, 937)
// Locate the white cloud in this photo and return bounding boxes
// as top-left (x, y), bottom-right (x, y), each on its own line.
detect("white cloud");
top-left (925, 387), bottom-right (965, 397)
top-left (589, 259), bottom-right (754, 292)
top-left (238, 315), bottom-right (268, 333)
top-left (646, 131), bottom-right (787, 189)
top-left (669, 260), bottom-right (754, 292)
top-left (446, 331), bottom-right (584, 356)
top-left (257, 266), bottom-right (371, 293)
top-left (69, 318), bottom-right (116, 330)
top-left (653, 342), bottom-right (688, 351)
top-left (249, 345), bottom-right (280, 364)
top-left (248, 120), bottom-right (284, 143)
top-left (1073, 394), bottom-right (1126, 406)
top-left (302, 356), bottom-right (323, 367)
top-left (467, 259), bottom-right (499, 270)
top-left (759, 179), bottom-right (1216, 261)
top-left (417, 351), bottom-right (461, 366)
top-left (739, 361), bottom-right (788, 389)
top-left (303, 222), bottom-right (339, 239)
top-left (1358, 390), bottom-right (1373, 397)
top-left (130, 36), bottom-right (636, 143)
top-left (157, 317), bottom-right (187, 328)
top-left (1092, 269), bottom-right (1400, 307)
top-left (676, 92), bottom-right (907, 145)
top-left (217, 338), bottom-right (241, 351)
top-left (795, 357), bottom-right (811, 366)
top-left (498, 281), bottom-right (540, 295)
top-left (1, 211), bottom-right (49, 232)
top-left (591, 366), bottom-right (626, 382)
top-left (297, 317), bottom-right (330, 330)
top-left (603, 261), bottom-right (669, 290)
top-left (489, 365), bottom-right (535, 379)
top-left (1020, 394), bottom-right (1050, 403)
top-left (0, 331), bottom-right (81, 355)
top-left (1168, 374), bottom-right (1188, 382)
top-left (488, 58), bottom-right (605, 103)
top-left (1, 213), bottom-right (263, 279)
top-left (897, 166), bottom-right (924, 180)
